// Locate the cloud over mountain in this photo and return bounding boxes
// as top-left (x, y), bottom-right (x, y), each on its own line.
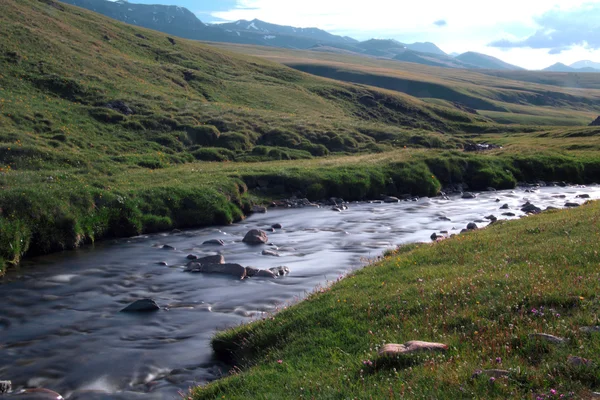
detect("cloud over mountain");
top-left (489, 2), bottom-right (600, 54)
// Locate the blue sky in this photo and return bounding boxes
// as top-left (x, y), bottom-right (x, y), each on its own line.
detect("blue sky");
top-left (127, 0), bottom-right (600, 69)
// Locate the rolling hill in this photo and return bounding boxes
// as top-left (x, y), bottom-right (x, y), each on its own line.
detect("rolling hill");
top-left (455, 51), bottom-right (524, 71)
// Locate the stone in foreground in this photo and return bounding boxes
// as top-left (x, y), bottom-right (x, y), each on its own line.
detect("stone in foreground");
top-left (529, 333), bottom-right (565, 344)
top-left (242, 229), bottom-right (268, 245)
top-left (568, 356), bottom-right (593, 367)
top-left (121, 299), bottom-right (160, 313)
top-left (378, 341), bottom-right (448, 357)
top-left (472, 369), bottom-right (510, 379)
top-left (0, 381), bottom-right (11, 394)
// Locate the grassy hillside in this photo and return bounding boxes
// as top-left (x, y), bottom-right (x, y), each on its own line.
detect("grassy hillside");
top-left (194, 201), bottom-right (600, 399)
top-left (209, 43), bottom-right (600, 127)
top-left (0, 0), bottom-right (485, 174)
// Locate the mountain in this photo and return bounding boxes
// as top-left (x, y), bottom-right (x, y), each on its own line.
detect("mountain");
top-left (217, 19), bottom-right (357, 45)
top-left (393, 50), bottom-right (476, 69)
top-left (543, 62), bottom-right (600, 73)
top-left (543, 63), bottom-right (576, 72)
top-left (405, 42), bottom-right (446, 56)
top-left (570, 60), bottom-right (600, 70)
top-left (455, 52), bottom-right (524, 71)
top-left (61, 0), bottom-right (363, 50)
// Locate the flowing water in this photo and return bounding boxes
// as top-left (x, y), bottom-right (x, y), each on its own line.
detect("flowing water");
top-left (1, 186), bottom-right (599, 399)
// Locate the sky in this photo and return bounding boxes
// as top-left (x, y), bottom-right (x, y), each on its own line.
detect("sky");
top-left (128, 0), bottom-right (600, 70)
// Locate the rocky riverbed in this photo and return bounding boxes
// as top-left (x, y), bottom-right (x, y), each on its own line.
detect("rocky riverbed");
top-left (0, 185), bottom-right (599, 399)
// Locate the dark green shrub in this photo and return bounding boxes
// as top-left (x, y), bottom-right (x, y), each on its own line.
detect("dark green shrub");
top-left (88, 107), bottom-right (126, 124)
top-left (186, 125), bottom-right (220, 146)
top-left (192, 147), bottom-right (235, 161)
top-left (142, 215), bottom-right (173, 233)
top-left (216, 132), bottom-right (253, 151)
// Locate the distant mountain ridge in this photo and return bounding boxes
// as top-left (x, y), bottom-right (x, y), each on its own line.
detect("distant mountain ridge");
top-left (217, 19), bottom-right (357, 45)
top-left (543, 62), bottom-right (600, 73)
top-left (59, 0), bottom-right (537, 73)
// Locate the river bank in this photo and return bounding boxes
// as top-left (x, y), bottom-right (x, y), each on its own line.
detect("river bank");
top-left (195, 199), bottom-right (600, 400)
top-left (3, 149), bottom-right (600, 275)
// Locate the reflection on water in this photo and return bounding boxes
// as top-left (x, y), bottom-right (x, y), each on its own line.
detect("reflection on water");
top-left (0, 186), bottom-right (598, 399)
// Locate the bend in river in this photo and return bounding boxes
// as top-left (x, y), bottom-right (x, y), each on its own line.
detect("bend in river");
top-left (1, 186), bottom-right (599, 399)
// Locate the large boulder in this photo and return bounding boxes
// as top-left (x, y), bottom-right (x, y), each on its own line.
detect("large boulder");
top-left (242, 229), bottom-right (268, 245)
top-left (121, 299), bottom-right (160, 313)
top-left (462, 192), bottom-right (477, 199)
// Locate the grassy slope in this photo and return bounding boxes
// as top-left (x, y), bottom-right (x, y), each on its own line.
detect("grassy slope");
top-left (209, 43), bottom-right (600, 127)
top-left (194, 202), bottom-right (600, 399)
top-left (0, 0), bottom-right (482, 173)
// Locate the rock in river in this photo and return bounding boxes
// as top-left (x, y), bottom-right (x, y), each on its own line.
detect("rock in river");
top-left (121, 299), bottom-right (160, 313)
top-left (185, 255), bottom-right (226, 272)
top-left (251, 205), bottom-right (267, 214)
top-left (462, 192), bottom-right (477, 199)
top-left (243, 229), bottom-right (268, 245)
top-left (271, 223), bottom-right (282, 229)
top-left (262, 249), bottom-right (280, 257)
top-left (0, 381), bottom-right (11, 394)
top-left (521, 202), bottom-right (541, 214)
top-left (203, 239), bottom-right (225, 246)
top-left (467, 222), bottom-right (478, 230)
top-left (191, 263), bottom-right (248, 280)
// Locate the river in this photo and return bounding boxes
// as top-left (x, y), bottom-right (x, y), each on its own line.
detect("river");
top-left (1, 185), bottom-right (599, 399)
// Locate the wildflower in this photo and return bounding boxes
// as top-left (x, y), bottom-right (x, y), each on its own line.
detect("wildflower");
top-left (550, 389), bottom-right (557, 396)
top-left (489, 377), bottom-right (496, 383)
top-left (496, 357), bottom-right (502, 364)
top-left (277, 360), bottom-right (283, 364)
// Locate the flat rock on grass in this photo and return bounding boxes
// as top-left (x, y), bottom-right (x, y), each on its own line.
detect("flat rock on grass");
top-left (529, 333), bottom-right (565, 344)
top-left (472, 369), bottom-right (510, 379)
top-left (378, 341), bottom-right (448, 357)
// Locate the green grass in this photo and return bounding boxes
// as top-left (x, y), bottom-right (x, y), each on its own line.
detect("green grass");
top-left (193, 201), bottom-right (600, 399)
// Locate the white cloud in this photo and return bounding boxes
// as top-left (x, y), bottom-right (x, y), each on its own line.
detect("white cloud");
top-left (212, 0), bottom-right (600, 69)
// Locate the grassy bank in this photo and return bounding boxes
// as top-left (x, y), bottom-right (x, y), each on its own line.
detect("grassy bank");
top-left (3, 148), bottom-right (600, 275)
top-left (193, 201), bottom-right (600, 399)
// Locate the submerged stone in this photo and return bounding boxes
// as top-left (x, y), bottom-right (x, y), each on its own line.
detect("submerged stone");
top-left (121, 299), bottom-right (160, 313)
